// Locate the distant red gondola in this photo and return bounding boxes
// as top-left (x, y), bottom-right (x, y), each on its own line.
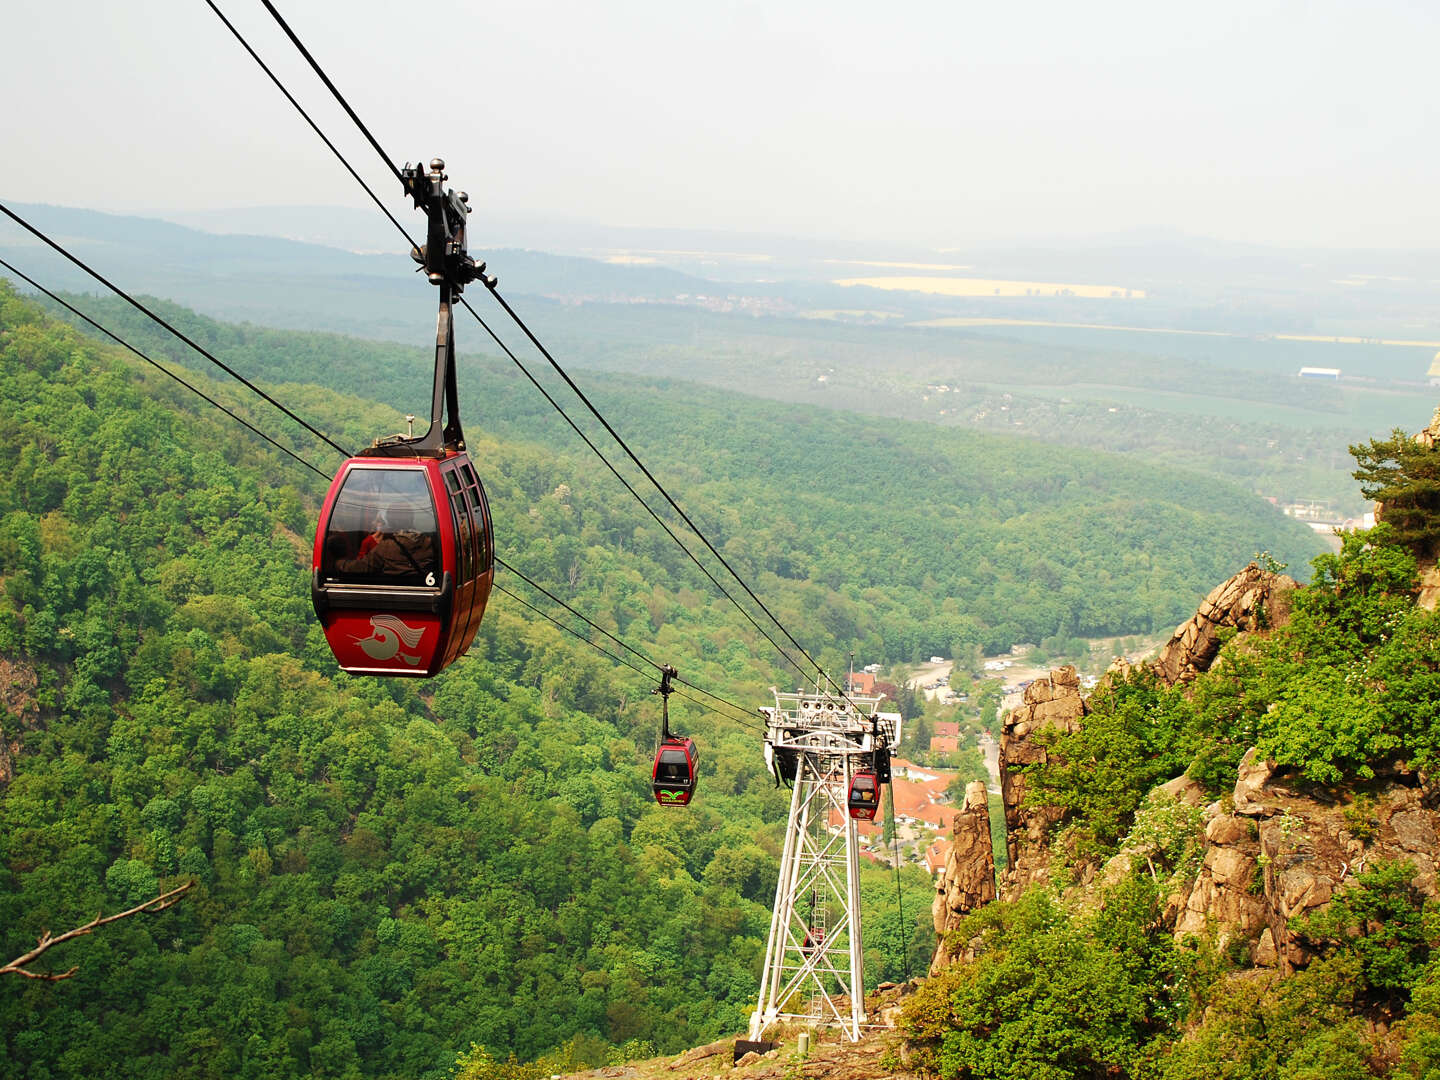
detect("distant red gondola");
top-left (652, 736), bottom-right (698, 807)
top-left (650, 665), bottom-right (698, 806)
top-left (847, 769), bottom-right (879, 820)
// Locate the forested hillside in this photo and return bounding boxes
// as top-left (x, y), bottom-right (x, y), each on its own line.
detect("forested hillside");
top-left (0, 278), bottom-right (1323, 1079)
top-left (34, 287), bottom-right (1324, 657)
top-left (8, 200), bottom-right (1417, 514)
top-left (0, 285), bottom-right (844, 1079)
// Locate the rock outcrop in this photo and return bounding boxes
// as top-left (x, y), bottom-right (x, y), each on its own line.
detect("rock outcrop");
top-left (924, 562), bottom-right (1404, 978)
top-left (1149, 564), bottom-right (1297, 687)
top-left (929, 781), bottom-right (997, 974)
top-left (0, 657), bottom-right (39, 787)
top-left (1172, 748), bottom-right (1440, 970)
top-left (998, 666), bottom-right (1088, 897)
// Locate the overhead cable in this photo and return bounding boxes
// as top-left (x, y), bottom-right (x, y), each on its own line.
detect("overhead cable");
top-left (496, 555), bottom-right (761, 727)
top-left (0, 202), bottom-right (351, 461)
top-left (202, 0), bottom-right (419, 251)
top-left (483, 282), bottom-right (852, 703)
top-left (242, 0), bottom-right (850, 703)
top-left (257, 0), bottom-right (409, 189)
top-left (200, 4), bottom-right (819, 688)
top-left (0, 257), bottom-right (331, 482)
top-left (887, 781), bottom-right (911, 980)
top-left (493, 581), bottom-right (762, 732)
top-left (469, 296), bottom-right (815, 686)
top-left (4, 253), bottom-right (765, 739)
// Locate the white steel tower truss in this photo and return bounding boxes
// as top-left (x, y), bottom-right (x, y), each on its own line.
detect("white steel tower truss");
top-left (748, 691), bottom-right (900, 1043)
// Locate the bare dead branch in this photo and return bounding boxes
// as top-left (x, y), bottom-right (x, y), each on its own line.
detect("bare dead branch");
top-left (0, 880), bottom-right (193, 982)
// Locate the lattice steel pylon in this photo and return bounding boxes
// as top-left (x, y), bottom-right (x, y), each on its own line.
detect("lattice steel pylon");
top-left (748, 689), bottom-right (901, 1042)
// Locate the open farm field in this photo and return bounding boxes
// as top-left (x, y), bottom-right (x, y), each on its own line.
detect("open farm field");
top-left (833, 275), bottom-right (1146, 299)
top-left (915, 318), bottom-right (1439, 384)
top-left (1014, 381), bottom-right (1428, 432)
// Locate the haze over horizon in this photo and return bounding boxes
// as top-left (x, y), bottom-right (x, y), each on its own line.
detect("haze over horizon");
top-left (4, 0), bottom-right (1438, 254)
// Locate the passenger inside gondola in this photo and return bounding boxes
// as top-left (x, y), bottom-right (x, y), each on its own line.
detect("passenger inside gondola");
top-left (321, 469), bottom-right (440, 587)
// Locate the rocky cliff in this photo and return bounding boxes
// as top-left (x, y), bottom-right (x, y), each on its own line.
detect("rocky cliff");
top-left (1169, 749), bottom-right (1439, 970)
top-left (0, 656), bottom-right (38, 786)
top-left (929, 561), bottom-right (1352, 970)
top-left (996, 666), bottom-right (1088, 897)
top-left (929, 781), bottom-right (997, 974)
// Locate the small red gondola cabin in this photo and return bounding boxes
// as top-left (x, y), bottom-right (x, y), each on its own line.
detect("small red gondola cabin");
top-left (312, 453), bottom-right (492, 677)
top-left (847, 769), bottom-right (879, 820)
top-left (652, 736), bottom-right (698, 807)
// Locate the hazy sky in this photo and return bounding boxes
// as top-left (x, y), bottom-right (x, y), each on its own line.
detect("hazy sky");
top-left (4, 0), bottom-right (1438, 251)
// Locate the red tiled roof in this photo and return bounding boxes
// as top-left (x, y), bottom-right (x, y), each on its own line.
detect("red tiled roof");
top-left (933, 721), bottom-right (960, 738)
top-left (924, 838), bottom-right (952, 874)
top-left (847, 672), bottom-right (877, 694)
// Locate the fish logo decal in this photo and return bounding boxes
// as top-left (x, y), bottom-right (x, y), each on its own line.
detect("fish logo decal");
top-left (354, 615), bottom-right (426, 665)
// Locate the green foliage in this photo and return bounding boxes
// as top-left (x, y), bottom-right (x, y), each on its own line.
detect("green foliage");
top-left (1122, 794), bottom-right (1206, 886)
top-left (1294, 860), bottom-right (1439, 1003)
top-left (43, 284), bottom-right (1325, 660)
top-left (1351, 427), bottom-right (1440, 554)
top-left (1159, 956), bottom-right (1372, 1080)
top-left (943, 747), bottom-right (991, 797)
top-left (904, 884), bottom-right (1184, 1079)
top-left (1024, 521), bottom-right (1440, 864)
top-left (0, 284), bottom-right (958, 1078)
top-left (1026, 669), bottom-right (1194, 855)
top-left (0, 286), bottom-right (775, 1077)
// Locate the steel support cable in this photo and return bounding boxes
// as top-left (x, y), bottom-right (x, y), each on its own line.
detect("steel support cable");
top-left (214, 0), bottom-right (857, 716)
top-left (482, 282), bottom-right (854, 700)
top-left (492, 580), bottom-right (762, 732)
top-left (886, 780), bottom-right (910, 981)
top-left (495, 553), bottom-right (758, 726)
top-left (241, 0), bottom-right (848, 706)
top-left (0, 258), bottom-right (332, 483)
top-left (202, 0), bottom-right (419, 252)
top-left (464, 297), bottom-right (814, 688)
top-left (257, 0), bottom-right (408, 188)
top-left (0, 202), bottom-right (351, 461)
top-left (0, 253), bottom-right (764, 741)
top-left (211, 0), bottom-right (812, 688)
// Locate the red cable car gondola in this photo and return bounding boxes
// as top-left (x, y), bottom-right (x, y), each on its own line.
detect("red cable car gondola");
top-left (650, 666), bottom-right (698, 807)
top-left (847, 768), bottom-right (879, 821)
top-left (312, 159), bottom-right (494, 677)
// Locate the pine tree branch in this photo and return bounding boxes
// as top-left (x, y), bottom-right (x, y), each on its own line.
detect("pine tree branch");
top-left (0, 881), bottom-right (193, 981)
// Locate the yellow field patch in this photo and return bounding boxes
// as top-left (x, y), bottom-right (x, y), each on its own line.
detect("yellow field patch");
top-left (914, 317), bottom-right (1221, 335)
top-left (834, 276), bottom-right (1146, 299)
top-left (824, 259), bottom-right (975, 271)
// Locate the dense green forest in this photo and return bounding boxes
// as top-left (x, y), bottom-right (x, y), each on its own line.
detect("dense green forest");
top-left (0, 284), bottom-right (925, 1079)
top-left (0, 277), bottom-right (1337, 1079)
top-left (6, 200), bottom-right (1421, 513)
